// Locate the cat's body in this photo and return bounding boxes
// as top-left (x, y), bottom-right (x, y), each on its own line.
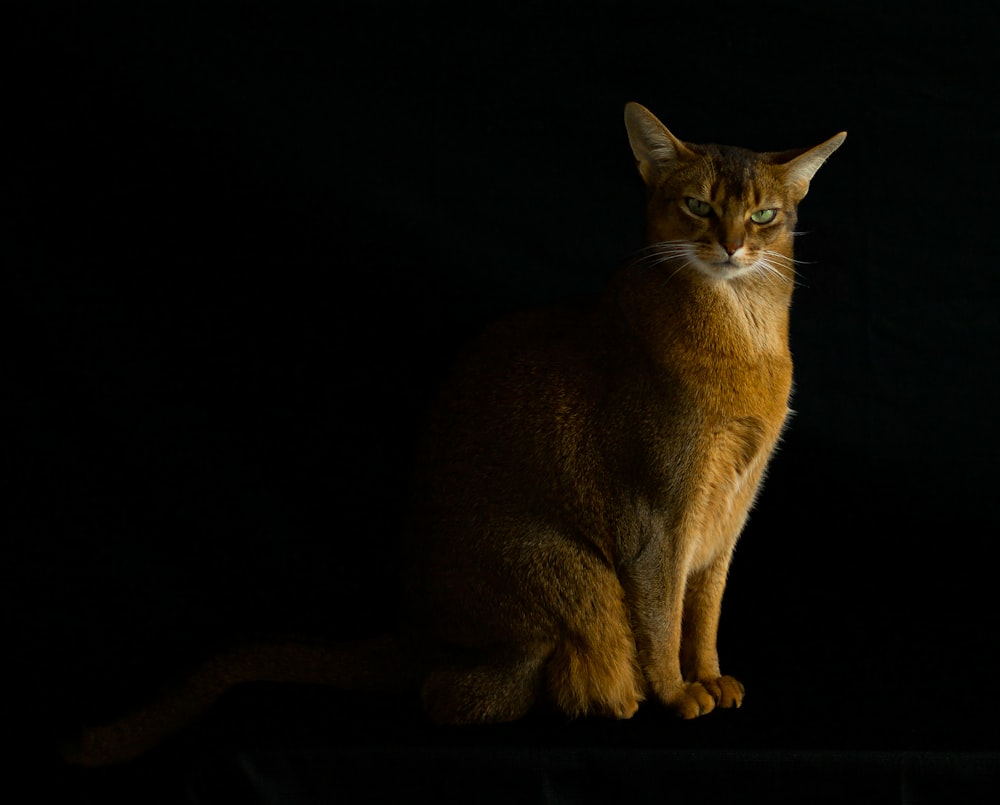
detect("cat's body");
top-left (66, 103), bottom-right (844, 765)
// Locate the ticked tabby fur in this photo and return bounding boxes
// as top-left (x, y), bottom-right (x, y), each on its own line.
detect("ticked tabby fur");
top-left (67, 103), bottom-right (845, 765)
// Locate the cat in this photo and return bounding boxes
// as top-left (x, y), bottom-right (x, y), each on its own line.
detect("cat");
top-left (65, 102), bottom-right (845, 766)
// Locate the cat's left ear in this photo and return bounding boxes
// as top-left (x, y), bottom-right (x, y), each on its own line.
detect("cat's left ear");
top-left (624, 102), bottom-right (697, 185)
top-left (775, 132), bottom-right (847, 200)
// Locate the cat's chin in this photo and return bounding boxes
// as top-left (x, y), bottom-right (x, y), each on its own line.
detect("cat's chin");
top-left (692, 259), bottom-right (756, 282)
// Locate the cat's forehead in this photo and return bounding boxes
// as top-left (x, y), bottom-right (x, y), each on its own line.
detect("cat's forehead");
top-left (673, 143), bottom-right (782, 200)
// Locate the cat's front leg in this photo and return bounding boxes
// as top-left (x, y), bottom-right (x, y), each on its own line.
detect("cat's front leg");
top-left (620, 549), bottom-right (718, 719)
top-left (680, 551), bottom-right (745, 709)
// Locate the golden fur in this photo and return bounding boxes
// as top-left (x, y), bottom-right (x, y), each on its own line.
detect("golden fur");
top-left (66, 103), bottom-right (845, 765)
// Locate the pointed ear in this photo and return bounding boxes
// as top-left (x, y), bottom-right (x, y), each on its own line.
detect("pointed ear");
top-left (624, 102), bottom-right (695, 185)
top-left (776, 131), bottom-right (847, 200)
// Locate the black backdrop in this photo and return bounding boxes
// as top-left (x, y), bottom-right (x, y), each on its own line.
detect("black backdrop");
top-left (9, 2), bottom-right (1000, 802)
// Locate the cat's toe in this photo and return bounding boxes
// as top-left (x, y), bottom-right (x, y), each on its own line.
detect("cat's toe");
top-left (702, 675), bottom-right (744, 709)
top-left (612, 697), bottom-right (640, 719)
top-left (665, 682), bottom-right (716, 719)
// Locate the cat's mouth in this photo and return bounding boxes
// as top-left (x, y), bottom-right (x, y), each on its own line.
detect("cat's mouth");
top-left (646, 242), bottom-right (759, 282)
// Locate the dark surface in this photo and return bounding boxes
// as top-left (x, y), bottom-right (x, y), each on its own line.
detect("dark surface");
top-left (8, 2), bottom-right (1000, 801)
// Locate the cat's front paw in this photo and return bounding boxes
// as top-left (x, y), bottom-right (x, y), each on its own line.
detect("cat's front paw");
top-left (700, 675), bottom-right (745, 709)
top-left (662, 682), bottom-right (717, 719)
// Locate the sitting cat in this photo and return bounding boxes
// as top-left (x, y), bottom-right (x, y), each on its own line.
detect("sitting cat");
top-left (66, 102), bottom-right (845, 765)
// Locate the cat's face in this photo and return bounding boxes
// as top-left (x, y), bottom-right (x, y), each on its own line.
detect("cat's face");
top-left (645, 148), bottom-right (800, 282)
top-left (624, 103), bottom-right (846, 285)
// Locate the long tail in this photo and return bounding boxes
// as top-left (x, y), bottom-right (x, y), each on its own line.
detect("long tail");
top-left (62, 634), bottom-right (410, 767)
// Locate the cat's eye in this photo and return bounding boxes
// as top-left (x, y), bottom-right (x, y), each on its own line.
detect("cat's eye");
top-left (685, 198), bottom-right (713, 217)
top-left (750, 208), bottom-right (777, 224)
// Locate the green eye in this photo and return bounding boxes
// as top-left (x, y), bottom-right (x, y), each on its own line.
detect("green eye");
top-left (685, 197), bottom-right (712, 217)
top-left (750, 208), bottom-right (777, 224)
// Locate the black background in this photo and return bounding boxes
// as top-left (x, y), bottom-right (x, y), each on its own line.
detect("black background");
top-left (8, 1), bottom-right (1000, 801)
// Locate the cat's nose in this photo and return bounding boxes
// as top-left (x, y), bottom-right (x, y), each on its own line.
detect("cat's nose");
top-left (723, 241), bottom-right (743, 256)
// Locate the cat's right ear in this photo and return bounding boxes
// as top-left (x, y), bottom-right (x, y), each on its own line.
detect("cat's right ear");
top-left (624, 102), bottom-right (693, 185)
top-left (776, 131), bottom-right (847, 200)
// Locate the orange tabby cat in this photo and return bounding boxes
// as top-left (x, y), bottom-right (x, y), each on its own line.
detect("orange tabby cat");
top-left (66, 103), bottom-right (845, 765)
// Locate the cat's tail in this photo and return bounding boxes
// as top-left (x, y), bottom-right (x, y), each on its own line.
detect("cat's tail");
top-left (62, 634), bottom-right (411, 767)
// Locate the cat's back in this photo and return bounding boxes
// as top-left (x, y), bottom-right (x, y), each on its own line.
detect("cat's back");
top-left (413, 295), bottom-right (617, 494)
top-left (427, 295), bottom-right (613, 425)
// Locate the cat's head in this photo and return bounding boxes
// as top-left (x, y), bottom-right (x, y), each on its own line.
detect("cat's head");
top-left (624, 102), bottom-right (845, 283)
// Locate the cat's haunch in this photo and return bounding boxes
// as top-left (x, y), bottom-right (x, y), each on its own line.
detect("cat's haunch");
top-left (66, 103), bottom-right (845, 766)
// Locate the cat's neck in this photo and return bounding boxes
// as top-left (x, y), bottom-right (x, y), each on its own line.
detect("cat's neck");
top-left (610, 258), bottom-right (793, 368)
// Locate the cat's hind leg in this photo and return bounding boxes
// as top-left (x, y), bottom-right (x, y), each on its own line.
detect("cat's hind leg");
top-left (419, 587), bottom-right (645, 725)
top-left (545, 573), bottom-right (645, 720)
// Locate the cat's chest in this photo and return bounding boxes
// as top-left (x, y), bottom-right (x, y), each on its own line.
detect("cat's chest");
top-left (657, 340), bottom-right (793, 445)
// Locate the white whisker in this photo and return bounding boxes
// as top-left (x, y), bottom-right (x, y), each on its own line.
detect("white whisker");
top-left (752, 253), bottom-right (804, 289)
top-left (631, 240), bottom-right (696, 281)
top-left (758, 249), bottom-right (800, 266)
